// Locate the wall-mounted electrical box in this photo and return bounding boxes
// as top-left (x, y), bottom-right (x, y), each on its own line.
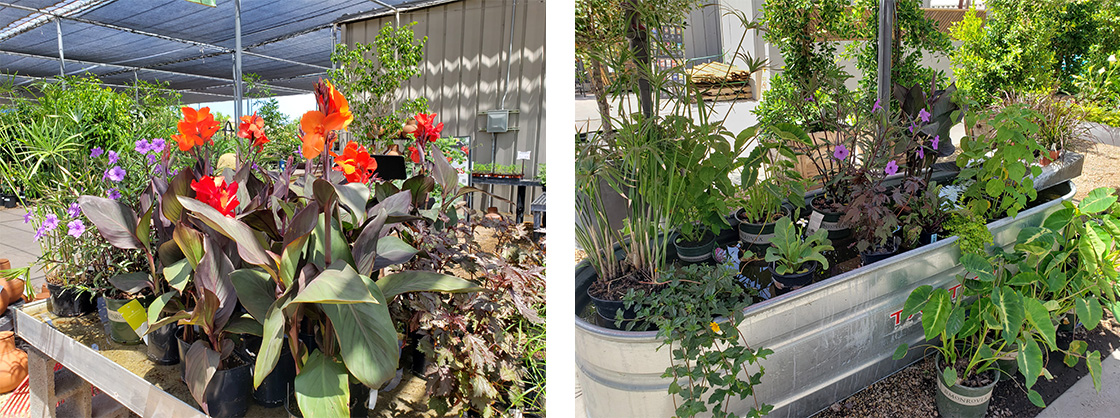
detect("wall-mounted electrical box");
top-left (486, 109), bottom-right (510, 133)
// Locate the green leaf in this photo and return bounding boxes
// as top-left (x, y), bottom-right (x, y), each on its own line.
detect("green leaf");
top-left (1080, 188), bottom-right (1118, 214)
top-left (178, 196), bottom-right (274, 268)
top-left (253, 293), bottom-right (291, 389)
top-left (1042, 207), bottom-right (1074, 231)
top-left (961, 253), bottom-right (995, 282)
top-left (225, 314), bottom-right (263, 336)
top-left (78, 195), bottom-right (142, 249)
top-left (146, 292), bottom-right (176, 328)
top-left (230, 268), bottom-right (276, 323)
top-left (309, 213), bottom-right (354, 269)
top-left (160, 169), bottom-right (193, 223)
top-left (992, 287), bottom-right (1025, 342)
top-left (893, 343), bottom-right (909, 360)
top-left (1006, 271), bottom-right (1043, 287)
top-left (163, 258), bottom-right (192, 294)
top-left (1078, 297), bottom-right (1104, 330)
top-left (108, 272), bottom-right (151, 294)
top-left (136, 206), bottom-right (154, 249)
top-left (294, 350), bottom-right (350, 418)
top-left (1064, 340), bottom-right (1087, 367)
top-left (1014, 227), bottom-right (1055, 255)
top-left (292, 262), bottom-right (377, 305)
top-left (173, 223), bottom-right (205, 269)
top-left (902, 285), bottom-right (933, 319)
top-left (1088, 350), bottom-right (1103, 392)
top-left (945, 306), bottom-right (966, 338)
top-left (986, 178), bottom-right (1004, 197)
top-left (922, 289), bottom-right (952, 340)
top-left (375, 271), bottom-right (480, 300)
top-left (373, 236), bottom-right (419, 271)
top-left (1028, 389), bottom-right (1045, 407)
top-left (1023, 298), bottom-right (1057, 350)
top-left (1018, 338), bottom-right (1043, 388)
top-left (321, 275), bottom-right (400, 388)
top-left (942, 366), bottom-right (958, 386)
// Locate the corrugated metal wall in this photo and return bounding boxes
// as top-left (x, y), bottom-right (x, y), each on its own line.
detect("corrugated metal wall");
top-left (342, 0), bottom-right (546, 217)
top-left (682, 0), bottom-right (724, 64)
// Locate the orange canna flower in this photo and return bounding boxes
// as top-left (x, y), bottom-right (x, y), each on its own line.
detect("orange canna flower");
top-left (172, 107), bottom-right (220, 152)
top-left (331, 142), bottom-right (378, 183)
top-left (414, 113), bottom-right (443, 143)
top-left (238, 112), bottom-right (269, 151)
top-left (301, 80), bottom-right (353, 159)
top-left (191, 176), bottom-right (239, 217)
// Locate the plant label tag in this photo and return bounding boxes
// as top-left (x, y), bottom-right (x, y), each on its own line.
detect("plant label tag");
top-left (807, 211), bottom-right (824, 233)
top-left (930, 233), bottom-right (938, 243)
top-left (517, 151), bottom-right (531, 160)
top-left (117, 299), bottom-right (149, 337)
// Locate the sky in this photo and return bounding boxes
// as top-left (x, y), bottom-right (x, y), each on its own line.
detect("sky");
top-left (191, 93), bottom-right (314, 121)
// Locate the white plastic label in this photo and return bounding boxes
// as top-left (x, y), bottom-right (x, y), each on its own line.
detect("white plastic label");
top-left (807, 211), bottom-right (825, 233)
top-left (517, 151), bottom-right (531, 160)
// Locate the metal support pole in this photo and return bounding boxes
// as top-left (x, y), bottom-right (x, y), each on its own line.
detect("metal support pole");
top-left (877, 0), bottom-right (894, 108)
top-left (54, 18), bottom-right (64, 76)
top-left (233, 0), bottom-right (243, 123)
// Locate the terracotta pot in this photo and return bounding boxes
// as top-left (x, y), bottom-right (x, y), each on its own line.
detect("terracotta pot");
top-left (485, 207), bottom-right (503, 221)
top-left (386, 144), bottom-right (402, 156)
top-left (0, 331), bottom-right (28, 393)
top-left (24, 284), bottom-right (48, 304)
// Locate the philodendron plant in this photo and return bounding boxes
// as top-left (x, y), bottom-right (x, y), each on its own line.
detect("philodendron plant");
top-left (751, 216), bottom-right (833, 275)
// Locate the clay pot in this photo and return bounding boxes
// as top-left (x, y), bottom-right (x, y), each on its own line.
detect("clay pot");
top-left (386, 144), bottom-right (402, 156)
top-left (485, 207), bottom-right (503, 221)
top-left (0, 331), bottom-right (28, 393)
top-left (24, 284), bottom-right (49, 304)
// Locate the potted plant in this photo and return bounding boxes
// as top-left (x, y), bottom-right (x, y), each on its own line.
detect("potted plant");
top-left (736, 182), bottom-right (789, 246)
top-left (736, 137), bottom-right (805, 246)
top-left (955, 104), bottom-right (1047, 219)
top-left (754, 216), bottom-right (833, 291)
top-left (900, 180), bottom-right (952, 247)
top-left (992, 90), bottom-right (1087, 166)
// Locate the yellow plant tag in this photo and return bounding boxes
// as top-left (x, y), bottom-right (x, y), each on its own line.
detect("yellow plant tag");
top-left (117, 299), bottom-right (149, 337)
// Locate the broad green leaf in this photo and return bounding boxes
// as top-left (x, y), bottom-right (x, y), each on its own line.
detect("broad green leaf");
top-left (294, 350), bottom-right (349, 418)
top-left (922, 289), bottom-right (952, 340)
top-left (893, 343), bottom-right (909, 360)
top-left (291, 262), bottom-right (376, 305)
top-left (1014, 227), bottom-right (1054, 255)
top-left (902, 285), bottom-right (932, 319)
top-left (1018, 338), bottom-right (1043, 388)
top-left (1080, 187), bottom-right (1118, 214)
top-left (1028, 390), bottom-right (1045, 407)
top-left (1088, 351), bottom-right (1103, 392)
top-left (986, 178), bottom-right (1004, 197)
top-left (225, 314), bottom-right (263, 336)
top-left (1077, 297), bottom-right (1104, 330)
top-left (173, 223), bottom-right (205, 269)
top-left (230, 268), bottom-right (276, 323)
top-left (163, 258), bottom-right (192, 293)
top-left (321, 275), bottom-right (399, 388)
top-left (146, 292), bottom-right (177, 328)
top-left (1023, 298), bottom-right (1057, 350)
top-left (1006, 271), bottom-right (1043, 287)
top-left (78, 195), bottom-right (141, 249)
top-left (1080, 224), bottom-right (1106, 272)
top-left (279, 233), bottom-right (308, 288)
top-left (1042, 207), bottom-right (1074, 232)
top-left (375, 271), bottom-right (480, 300)
top-left (961, 253), bottom-right (995, 282)
top-left (942, 366), bottom-right (958, 386)
top-left (136, 206), bottom-right (154, 249)
top-left (945, 306), bottom-right (965, 338)
top-left (334, 182), bottom-right (370, 226)
top-left (160, 169), bottom-right (193, 223)
top-left (108, 272), bottom-right (151, 294)
top-left (253, 294), bottom-right (291, 388)
top-left (992, 287), bottom-right (1025, 342)
top-left (309, 213), bottom-right (354, 270)
top-left (179, 196), bottom-right (274, 268)
top-left (184, 341), bottom-right (219, 415)
top-left (1064, 340), bottom-right (1087, 367)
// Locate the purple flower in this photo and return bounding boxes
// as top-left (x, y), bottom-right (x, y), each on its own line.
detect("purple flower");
top-left (22, 211), bottom-right (32, 224)
top-left (90, 147), bottom-right (104, 158)
top-left (105, 166), bottom-right (126, 182)
top-left (67, 220), bottom-right (85, 238)
top-left (147, 154), bottom-right (159, 164)
top-left (107, 150), bottom-right (119, 165)
top-left (916, 146), bottom-right (925, 160)
top-left (918, 108), bottom-right (931, 123)
top-left (150, 138), bottom-right (166, 154)
top-left (33, 226), bottom-right (47, 242)
top-left (806, 93), bottom-right (816, 103)
top-left (107, 188), bottom-right (121, 200)
top-left (885, 160), bottom-right (899, 176)
top-left (872, 98), bottom-right (882, 113)
top-left (134, 139), bottom-right (151, 154)
top-left (908, 123), bottom-right (915, 134)
top-left (67, 202), bottom-right (81, 218)
top-left (42, 213), bottom-right (59, 231)
top-left (833, 145), bottom-right (850, 160)
top-left (932, 135), bottom-right (940, 150)
top-left (713, 247), bottom-right (727, 263)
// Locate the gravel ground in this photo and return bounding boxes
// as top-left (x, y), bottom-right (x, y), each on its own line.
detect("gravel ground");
top-left (1066, 134), bottom-right (1120, 202)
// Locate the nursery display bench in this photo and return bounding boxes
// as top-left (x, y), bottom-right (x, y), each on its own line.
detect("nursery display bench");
top-left (12, 300), bottom-right (204, 418)
top-left (575, 152), bottom-right (1084, 418)
top-left (469, 176), bottom-right (544, 223)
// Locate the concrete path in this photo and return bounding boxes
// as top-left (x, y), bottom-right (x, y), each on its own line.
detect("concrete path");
top-left (0, 206), bottom-right (46, 289)
top-left (1037, 348), bottom-right (1120, 418)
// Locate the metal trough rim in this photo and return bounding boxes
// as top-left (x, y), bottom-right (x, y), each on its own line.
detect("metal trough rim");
top-left (575, 181), bottom-right (1078, 341)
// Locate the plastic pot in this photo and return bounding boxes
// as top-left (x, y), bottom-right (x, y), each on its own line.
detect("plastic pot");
top-left (0, 194), bottom-right (15, 209)
top-left (587, 289), bottom-right (638, 330)
top-left (808, 196), bottom-right (851, 239)
top-left (100, 297), bottom-right (142, 344)
top-left (736, 207), bottom-right (787, 245)
top-left (46, 283), bottom-right (96, 317)
top-left (204, 360), bottom-right (253, 418)
top-left (769, 261), bottom-right (818, 291)
top-left (934, 356), bottom-right (999, 418)
top-left (859, 241), bottom-right (900, 266)
top-left (672, 229), bottom-right (715, 263)
top-left (919, 230), bottom-right (941, 246)
top-left (245, 336), bottom-right (297, 408)
top-left (146, 323), bottom-right (180, 365)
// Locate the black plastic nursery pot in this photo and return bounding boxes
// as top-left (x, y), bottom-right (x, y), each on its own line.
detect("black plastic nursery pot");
top-left (919, 230), bottom-right (943, 246)
top-left (672, 230), bottom-right (716, 263)
top-left (769, 260), bottom-right (819, 291)
top-left (736, 207), bottom-right (788, 245)
top-left (204, 360), bottom-right (253, 418)
top-left (46, 283), bottom-right (96, 317)
top-left (247, 337), bottom-right (297, 408)
top-left (934, 356), bottom-right (1000, 418)
top-left (587, 290), bottom-right (639, 330)
top-left (1, 194), bottom-right (15, 208)
top-left (100, 296), bottom-right (142, 344)
top-left (808, 195), bottom-right (851, 239)
top-left (146, 323), bottom-right (180, 365)
top-left (859, 241), bottom-right (900, 266)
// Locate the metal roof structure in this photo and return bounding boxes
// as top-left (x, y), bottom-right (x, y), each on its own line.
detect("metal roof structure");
top-left (0, 0), bottom-right (448, 112)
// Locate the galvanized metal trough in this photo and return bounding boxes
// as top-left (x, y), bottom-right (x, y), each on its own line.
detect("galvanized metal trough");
top-left (575, 181), bottom-right (1077, 418)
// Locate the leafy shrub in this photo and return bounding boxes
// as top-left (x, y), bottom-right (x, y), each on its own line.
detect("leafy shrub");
top-left (996, 90), bottom-right (1088, 150)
